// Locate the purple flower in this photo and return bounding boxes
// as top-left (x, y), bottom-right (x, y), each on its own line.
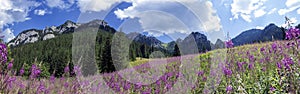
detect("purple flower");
top-left (249, 55), bottom-right (255, 62)
top-left (260, 47), bottom-right (265, 52)
top-left (248, 63), bottom-right (254, 70)
top-left (64, 82), bottom-right (69, 88)
top-left (50, 75), bottom-right (55, 83)
top-left (7, 61), bottom-right (13, 70)
top-left (226, 85), bottom-right (233, 93)
top-left (237, 62), bottom-right (243, 70)
top-left (37, 82), bottom-right (46, 93)
top-left (197, 70), bottom-right (204, 76)
top-left (272, 42), bottom-right (277, 50)
top-left (225, 40), bottom-right (234, 48)
top-left (6, 76), bottom-right (16, 88)
top-left (123, 82), bottom-right (131, 90)
top-left (282, 57), bottom-right (294, 70)
top-left (0, 43), bottom-right (7, 64)
top-left (286, 27), bottom-right (300, 40)
top-left (30, 64), bottom-right (41, 78)
top-left (19, 67), bottom-right (24, 75)
top-left (156, 80), bottom-right (161, 86)
top-left (64, 65), bottom-right (70, 73)
top-left (223, 67), bottom-right (232, 77)
top-left (276, 62), bottom-right (282, 69)
top-left (270, 86), bottom-right (276, 92)
top-left (202, 76), bottom-right (207, 81)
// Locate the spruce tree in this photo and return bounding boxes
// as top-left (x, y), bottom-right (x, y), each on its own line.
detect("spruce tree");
top-left (173, 44), bottom-right (181, 56)
top-left (100, 38), bottom-right (116, 73)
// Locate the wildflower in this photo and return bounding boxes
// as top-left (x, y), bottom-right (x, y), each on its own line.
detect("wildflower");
top-left (225, 40), bottom-right (234, 48)
top-left (270, 86), bottom-right (276, 92)
top-left (272, 42), bottom-right (277, 52)
top-left (123, 82), bottom-right (131, 90)
top-left (0, 43), bottom-right (7, 64)
top-left (226, 85), bottom-right (233, 93)
top-left (20, 67), bottom-right (24, 75)
top-left (248, 63), bottom-right (254, 70)
top-left (285, 27), bottom-right (300, 40)
top-left (223, 67), bottom-right (232, 77)
top-left (7, 60), bottom-right (13, 70)
top-left (156, 80), bottom-right (161, 86)
top-left (50, 75), bottom-right (55, 83)
top-left (30, 64), bottom-right (41, 78)
top-left (249, 55), bottom-right (255, 62)
top-left (64, 65), bottom-right (70, 73)
top-left (64, 82), bottom-right (69, 88)
top-left (37, 82), bottom-right (46, 93)
top-left (6, 76), bottom-right (16, 88)
top-left (134, 82), bottom-right (142, 89)
top-left (282, 57), bottom-right (294, 70)
top-left (260, 47), bottom-right (265, 52)
top-left (276, 62), bottom-right (282, 69)
top-left (197, 70), bottom-right (204, 76)
top-left (202, 76), bottom-right (207, 81)
top-left (237, 62), bottom-right (243, 70)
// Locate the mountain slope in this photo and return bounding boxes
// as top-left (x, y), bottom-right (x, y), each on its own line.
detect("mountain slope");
top-left (179, 32), bottom-right (211, 54)
top-left (232, 23), bottom-right (285, 46)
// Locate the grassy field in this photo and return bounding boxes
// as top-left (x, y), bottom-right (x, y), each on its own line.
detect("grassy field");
top-left (1, 40), bottom-right (300, 93)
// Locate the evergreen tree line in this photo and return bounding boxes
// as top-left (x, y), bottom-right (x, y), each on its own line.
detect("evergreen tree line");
top-left (10, 30), bottom-right (173, 77)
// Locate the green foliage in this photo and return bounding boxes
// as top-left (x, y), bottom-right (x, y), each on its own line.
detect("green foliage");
top-left (173, 43), bottom-right (181, 56)
top-left (10, 27), bottom-right (170, 76)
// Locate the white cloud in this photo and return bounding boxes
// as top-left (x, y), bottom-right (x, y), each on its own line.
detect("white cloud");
top-left (278, 0), bottom-right (300, 15)
top-left (0, 0), bottom-right (40, 42)
top-left (77, 0), bottom-right (131, 12)
top-left (114, 0), bottom-right (222, 36)
top-left (256, 26), bottom-right (264, 29)
top-left (34, 9), bottom-right (52, 16)
top-left (297, 9), bottom-right (300, 14)
top-left (230, 0), bottom-right (268, 22)
top-left (286, 0), bottom-right (300, 7)
top-left (267, 8), bottom-right (277, 14)
top-left (254, 8), bottom-right (266, 18)
top-left (46, 0), bottom-right (75, 9)
top-left (1, 28), bottom-right (15, 42)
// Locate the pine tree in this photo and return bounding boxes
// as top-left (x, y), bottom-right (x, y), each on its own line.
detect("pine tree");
top-left (173, 44), bottom-right (181, 56)
top-left (100, 38), bottom-right (116, 73)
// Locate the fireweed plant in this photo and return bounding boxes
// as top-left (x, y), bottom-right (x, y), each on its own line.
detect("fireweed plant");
top-left (2, 25), bottom-right (300, 93)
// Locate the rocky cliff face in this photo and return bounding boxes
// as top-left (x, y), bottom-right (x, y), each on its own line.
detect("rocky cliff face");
top-left (178, 32), bottom-right (211, 54)
top-left (126, 32), bottom-right (164, 49)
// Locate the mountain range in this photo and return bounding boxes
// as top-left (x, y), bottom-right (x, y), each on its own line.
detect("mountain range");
top-left (8, 20), bottom-right (286, 53)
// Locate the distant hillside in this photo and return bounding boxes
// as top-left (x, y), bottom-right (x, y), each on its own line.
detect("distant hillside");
top-left (232, 23), bottom-right (285, 46)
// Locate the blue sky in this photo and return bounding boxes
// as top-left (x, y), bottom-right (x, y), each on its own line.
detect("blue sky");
top-left (1, 0), bottom-right (300, 43)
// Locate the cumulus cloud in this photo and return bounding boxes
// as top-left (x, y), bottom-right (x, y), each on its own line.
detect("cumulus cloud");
top-left (45, 0), bottom-right (75, 9)
top-left (267, 8), bottom-right (277, 14)
top-left (0, 0), bottom-right (40, 42)
top-left (34, 9), bottom-right (52, 16)
top-left (278, 0), bottom-right (300, 15)
top-left (114, 0), bottom-right (222, 36)
top-left (0, 0), bottom-right (40, 27)
top-left (1, 28), bottom-right (15, 42)
top-left (76, 0), bottom-right (131, 12)
top-left (230, 0), bottom-right (268, 22)
top-left (254, 8), bottom-right (266, 18)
